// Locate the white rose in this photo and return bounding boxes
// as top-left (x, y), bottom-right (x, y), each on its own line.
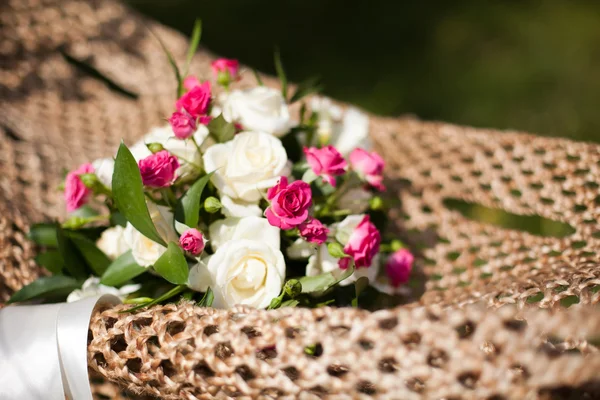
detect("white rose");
top-left (337, 187), bottom-right (372, 214)
top-left (67, 276), bottom-right (140, 303)
top-left (187, 258), bottom-right (211, 293)
top-left (124, 202), bottom-right (178, 267)
top-left (129, 125), bottom-right (210, 179)
top-left (222, 87), bottom-right (292, 136)
top-left (96, 225), bottom-right (129, 260)
top-left (92, 158), bottom-right (115, 189)
top-left (220, 195), bottom-right (262, 218)
top-left (310, 96), bottom-right (370, 155)
top-left (306, 245), bottom-right (380, 287)
top-left (207, 239), bottom-right (285, 308)
top-left (203, 131), bottom-right (289, 202)
top-left (287, 238), bottom-right (318, 259)
top-left (208, 216), bottom-right (280, 252)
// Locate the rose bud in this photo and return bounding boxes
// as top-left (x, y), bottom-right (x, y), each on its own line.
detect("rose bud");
top-left (349, 148), bottom-right (386, 191)
top-left (211, 58), bottom-right (240, 86)
top-left (298, 218), bottom-right (329, 245)
top-left (339, 215), bottom-right (381, 269)
top-left (169, 111), bottom-right (196, 139)
top-left (386, 248), bottom-right (414, 287)
top-left (138, 150), bottom-right (180, 187)
top-left (179, 228), bottom-right (205, 256)
top-left (183, 75), bottom-right (201, 91)
top-left (265, 176), bottom-right (312, 230)
top-left (304, 145), bottom-right (347, 186)
top-left (64, 163), bottom-right (95, 212)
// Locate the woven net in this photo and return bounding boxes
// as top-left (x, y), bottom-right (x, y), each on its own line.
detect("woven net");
top-left (1, 0), bottom-right (599, 398)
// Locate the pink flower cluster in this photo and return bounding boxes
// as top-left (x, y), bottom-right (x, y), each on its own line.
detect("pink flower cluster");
top-left (339, 215), bottom-right (381, 269)
top-left (304, 145), bottom-right (385, 191)
top-left (64, 163), bottom-right (95, 212)
top-left (138, 150), bottom-right (180, 187)
top-left (169, 78), bottom-right (213, 139)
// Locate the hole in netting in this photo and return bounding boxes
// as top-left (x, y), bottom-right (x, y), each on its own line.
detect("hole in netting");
top-left (257, 345), bottom-right (278, 360)
top-left (358, 339), bottom-right (374, 350)
top-left (235, 364), bottom-right (255, 381)
top-left (125, 358), bottom-right (142, 374)
top-left (331, 325), bottom-right (351, 336)
top-left (509, 364), bottom-right (530, 382)
top-left (378, 317), bottom-right (398, 330)
top-left (405, 377), bottom-right (425, 393)
top-left (356, 380), bottom-right (377, 395)
top-left (427, 349), bottom-right (449, 368)
top-left (132, 317), bottom-right (152, 331)
top-left (327, 364), bottom-right (350, 377)
top-left (487, 395), bottom-right (507, 400)
top-left (538, 381), bottom-right (600, 400)
top-left (560, 295), bottom-right (580, 308)
top-left (260, 388), bottom-right (284, 397)
top-left (110, 335), bottom-right (127, 353)
top-left (442, 198), bottom-right (576, 237)
top-left (456, 320), bottom-right (476, 339)
top-left (527, 292), bottom-right (544, 303)
top-left (193, 361), bottom-right (215, 377)
top-left (310, 385), bottom-right (328, 396)
top-left (93, 353), bottom-right (107, 368)
top-left (458, 371), bottom-right (481, 389)
top-left (304, 343), bottom-right (323, 358)
top-left (282, 366), bottom-right (300, 381)
top-left (378, 357), bottom-right (398, 373)
top-left (104, 317), bottom-right (118, 330)
top-left (572, 241), bottom-right (587, 249)
top-left (215, 341), bottom-right (234, 360)
top-left (166, 321), bottom-right (185, 336)
top-left (503, 319), bottom-right (527, 332)
top-left (241, 326), bottom-right (262, 339)
top-left (285, 327), bottom-right (300, 338)
top-left (160, 359), bottom-right (176, 378)
top-left (146, 335), bottom-right (160, 349)
top-left (203, 324), bottom-right (219, 337)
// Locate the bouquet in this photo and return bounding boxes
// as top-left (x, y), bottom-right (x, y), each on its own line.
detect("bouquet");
top-left (10, 23), bottom-right (414, 311)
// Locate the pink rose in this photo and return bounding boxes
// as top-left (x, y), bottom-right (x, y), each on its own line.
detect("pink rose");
top-left (349, 148), bottom-right (385, 191)
top-left (340, 215), bottom-right (381, 269)
top-left (64, 163), bottom-right (94, 212)
top-left (175, 81), bottom-right (211, 118)
top-left (304, 145), bottom-right (347, 186)
top-left (386, 248), bottom-right (413, 287)
top-left (138, 150), bottom-right (180, 187)
top-left (211, 58), bottom-right (240, 81)
top-left (183, 75), bottom-right (201, 91)
top-left (299, 218), bottom-right (329, 244)
top-left (198, 115), bottom-right (212, 125)
top-left (169, 111), bottom-right (196, 139)
top-left (265, 176), bottom-right (312, 230)
top-left (179, 228), bottom-right (205, 256)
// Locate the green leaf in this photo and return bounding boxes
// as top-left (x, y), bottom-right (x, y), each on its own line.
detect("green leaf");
top-left (153, 242), bottom-right (189, 285)
top-left (35, 250), bottom-right (64, 275)
top-left (121, 284), bottom-right (186, 313)
top-left (69, 205), bottom-right (100, 219)
top-left (327, 242), bottom-right (347, 259)
top-left (280, 299), bottom-right (300, 308)
top-left (299, 263), bottom-right (355, 294)
top-left (28, 223), bottom-right (58, 247)
top-left (69, 234), bottom-right (111, 276)
top-left (100, 251), bottom-right (146, 287)
top-left (110, 212), bottom-right (128, 227)
top-left (290, 76), bottom-right (323, 103)
top-left (56, 225), bottom-right (87, 280)
top-left (113, 143), bottom-right (166, 246)
top-left (175, 171), bottom-right (214, 228)
top-left (208, 114), bottom-right (236, 143)
top-left (252, 69), bottom-right (264, 86)
top-left (150, 28), bottom-right (183, 97)
top-left (274, 48), bottom-right (288, 99)
top-left (7, 275), bottom-right (81, 304)
top-left (197, 287), bottom-right (214, 307)
top-left (184, 19), bottom-right (202, 77)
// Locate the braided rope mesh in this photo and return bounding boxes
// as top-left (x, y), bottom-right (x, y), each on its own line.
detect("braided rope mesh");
top-left (1, 0), bottom-right (599, 398)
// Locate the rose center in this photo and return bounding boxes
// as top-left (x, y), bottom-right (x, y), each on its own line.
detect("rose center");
top-left (232, 256), bottom-right (267, 290)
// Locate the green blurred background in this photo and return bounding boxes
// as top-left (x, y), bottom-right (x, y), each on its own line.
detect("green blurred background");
top-left (129, 0), bottom-right (600, 143)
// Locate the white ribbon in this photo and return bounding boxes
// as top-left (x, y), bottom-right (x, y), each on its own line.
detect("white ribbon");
top-left (0, 295), bottom-right (120, 400)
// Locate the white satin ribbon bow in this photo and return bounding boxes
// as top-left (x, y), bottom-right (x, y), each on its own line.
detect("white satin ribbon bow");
top-left (0, 295), bottom-right (120, 400)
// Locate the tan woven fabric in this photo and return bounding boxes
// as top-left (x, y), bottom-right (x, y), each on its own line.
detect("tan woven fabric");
top-left (1, 0), bottom-right (599, 398)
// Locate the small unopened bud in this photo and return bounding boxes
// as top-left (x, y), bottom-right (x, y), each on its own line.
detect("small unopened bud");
top-left (391, 239), bottom-right (404, 252)
top-left (204, 196), bottom-right (222, 213)
top-left (79, 173), bottom-right (99, 190)
top-left (62, 216), bottom-right (87, 229)
top-left (284, 279), bottom-right (302, 298)
top-left (369, 195), bottom-right (384, 211)
top-left (216, 70), bottom-right (232, 87)
top-left (327, 242), bottom-right (346, 259)
top-left (146, 142), bottom-right (164, 154)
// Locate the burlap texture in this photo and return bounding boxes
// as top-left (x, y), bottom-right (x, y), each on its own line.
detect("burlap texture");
top-left (1, 0), bottom-right (599, 398)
